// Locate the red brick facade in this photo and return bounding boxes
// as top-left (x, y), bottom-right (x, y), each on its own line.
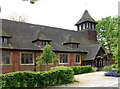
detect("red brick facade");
top-left (1, 50), bottom-right (83, 74)
top-left (82, 30), bottom-right (97, 41)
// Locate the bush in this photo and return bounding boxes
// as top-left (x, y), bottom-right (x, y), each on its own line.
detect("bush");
top-left (104, 64), bottom-right (120, 73)
top-left (103, 66), bottom-right (112, 72)
top-left (104, 71), bottom-right (120, 77)
top-left (2, 66), bottom-right (74, 88)
top-left (50, 66), bottom-right (74, 84)
top-left (70, 65), bottom-right (93, 75)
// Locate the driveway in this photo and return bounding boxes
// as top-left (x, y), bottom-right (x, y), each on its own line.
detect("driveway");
top-left (54, 71), bottom-right (119, 87)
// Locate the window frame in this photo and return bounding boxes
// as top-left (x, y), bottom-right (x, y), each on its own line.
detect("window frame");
top-left (20, 52), bottom-right (34, 65)
top-left (39, 40), bottom-right (49, 47)
top-left (71, 44), bottom-right (78, 49)
top-left (59, 54), bottom-right (69, 64)
top-left (0, 52), bottom-right (11, 65)
top-left (0, 37), bottom-right (8, 44)
top-left (75, 54), bottom-right (81, 64)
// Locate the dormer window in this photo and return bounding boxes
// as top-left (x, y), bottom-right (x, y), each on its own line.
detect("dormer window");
top-left (2, 37), bottom-right (8, 44)
top-left (0, 37), bottom-right (11, 45)
top-left (39, 41), bottom-right (49, 47)
top-left (0, 30), bottom-right (12, 45)
top-left (71, 44), bottom-right (78, 48)
top-left (32, 32), bottom-right (52, 47)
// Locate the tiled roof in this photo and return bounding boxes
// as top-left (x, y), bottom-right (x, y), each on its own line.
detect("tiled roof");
top-left (63, 34), bottom-right (80, 44)
top-left (1, 19), bottom-right (101, 59)
top-left (0, 28), bottom-right (12, 38)
top-left (75, 10), bottom-right (98, 25)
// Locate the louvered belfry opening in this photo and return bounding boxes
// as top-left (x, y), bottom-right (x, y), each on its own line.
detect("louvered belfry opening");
top-left (75, 10), bottom-right (98, 41)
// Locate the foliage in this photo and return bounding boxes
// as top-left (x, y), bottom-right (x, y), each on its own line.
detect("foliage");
top-left (22, 0), bottom-right (38, 4)
top-left (70, 65), bottom-right (93, 75)
top-left (96, 16), bottom-right (118, 63)
top-left (103, 65), bottom-right (112, 72)
top-left (36, 44), bottom-right (56, 71)
top-left (92, 67), bottom-right (98, 72)
top-left (103, 64), bottom-right (120, 73)
top-left (2, 66), bottom-right (74, 88)
top-left (104, 71), bottom-right (120, 77)
top-left (9, 12), bottom-right (27, 22)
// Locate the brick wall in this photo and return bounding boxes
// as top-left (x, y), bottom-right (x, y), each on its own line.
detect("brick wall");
top-left (82, 30), bottom-right (97, 41)
top-left (1, 50), bottom-right (83, 74)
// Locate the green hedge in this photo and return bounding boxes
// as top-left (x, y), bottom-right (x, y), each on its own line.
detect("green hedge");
top-left (70, 65), bottom-right (93, 75)
top-left (2, 66), bottom-right (74, 88)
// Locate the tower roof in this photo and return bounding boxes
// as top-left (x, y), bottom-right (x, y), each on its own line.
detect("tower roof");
top-left (75, 10), bottom-right (98, 26)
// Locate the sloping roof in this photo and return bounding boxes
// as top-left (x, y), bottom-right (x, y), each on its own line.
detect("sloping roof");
top-left (0, 28), bottom-right (12, 38)
top-left (75, 10), bottom-right (98, 26)
top-left (63, 34), bottom-right (80, 44)
top-left (33, 31), bottom-right (52, 41)
top-left (83, 44), bottom-right (107, 61)
top-left (84, 44), bottom-right (101, 60)
top-left (1, 19), bottom-right (99, 53)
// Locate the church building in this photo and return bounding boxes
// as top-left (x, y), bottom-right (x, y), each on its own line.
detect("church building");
top-left (0, 10), bottom-right (111, 74)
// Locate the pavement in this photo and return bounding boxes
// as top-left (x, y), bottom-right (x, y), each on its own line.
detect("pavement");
top-left (54, 71), bottom-right (120, 88)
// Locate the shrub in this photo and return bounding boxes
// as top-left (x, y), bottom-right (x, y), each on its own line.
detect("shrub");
top-left (92, 67), bottom-right (98, 72)
top-left (104, 71), bottom-right (120, 77)
top-left (104, 64), bottom-right (120, 73)
top-left (2, 66), bottom-right (74, 88)
top-left (50, 66), bottom-right (74, 85)
top-left (103, 66), bottom-right (112, 72)
top-left (70, 65), bottom-right (93, 75)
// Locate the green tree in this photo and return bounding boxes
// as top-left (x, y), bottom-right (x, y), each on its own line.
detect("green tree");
top-left (96, 16), bottom-right (119, 63)
top-left (36, 44), bottom-right (56, 71)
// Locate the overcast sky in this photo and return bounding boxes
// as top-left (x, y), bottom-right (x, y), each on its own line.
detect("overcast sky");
top-left (0, 0), bottom-right (119, 30)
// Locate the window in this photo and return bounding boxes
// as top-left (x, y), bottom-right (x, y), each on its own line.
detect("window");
top-left (0, 37), bottom-right (8, 44)
top-left (0, 53), bottom-right (10, 64)
top-left (91, 23), bottom-right (92, 29)
top-left (39, 41), bottom-right (49, 47)
top-left (86, 22), bottom-right (88, 29)
top-left (89, 23), bottom-right (91, 29)
top-left (71, 44), bottom-right (78, 48)
top-left (83, 23), bottom-right (85, 29)
top-left (75, 55), bottom-right (81, 63)
top-left (81, 24), bottom-right (83, 30)
top-left (94, 24), bottom-right (96, 29)
top-left (60, 54), bottom-right (68, 64)
top-left (92, 24), bottom-right (94, 29)
top-left (79, 25), bottom-right (81, 30)
top-left (21, 53), bottom-right (33, 64)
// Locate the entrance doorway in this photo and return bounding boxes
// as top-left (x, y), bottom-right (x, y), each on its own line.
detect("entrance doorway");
top-left (96, 57), bottom-right (103, 68)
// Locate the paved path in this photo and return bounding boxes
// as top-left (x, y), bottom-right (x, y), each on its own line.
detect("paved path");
top-left (54, 71), bottom-right (119, 87)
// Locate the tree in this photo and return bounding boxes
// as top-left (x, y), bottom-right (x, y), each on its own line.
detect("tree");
top-left (96, 16), bottom-right (119, 63)
top-left (9, 13), bottom-right (28, 22)
top-left (22, 0), bottom-right (38, 4)
top-left (36, 44), bottom-right (56, 71)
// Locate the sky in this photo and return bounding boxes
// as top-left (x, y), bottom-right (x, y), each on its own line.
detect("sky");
top-left (0, 0), bottom-right (119, 30)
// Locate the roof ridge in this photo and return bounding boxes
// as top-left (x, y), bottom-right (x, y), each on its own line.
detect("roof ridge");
top-left (1, 19), bottom-right (78, 32)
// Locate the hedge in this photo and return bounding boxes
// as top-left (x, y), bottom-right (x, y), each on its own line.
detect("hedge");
top-left (70, 65), bottom-right (93, 75)
top-left (2, 66), bottom-right (74, 88)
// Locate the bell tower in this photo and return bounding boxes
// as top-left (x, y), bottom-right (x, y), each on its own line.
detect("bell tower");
top-left (75, 10), bottom-right (98, 41)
